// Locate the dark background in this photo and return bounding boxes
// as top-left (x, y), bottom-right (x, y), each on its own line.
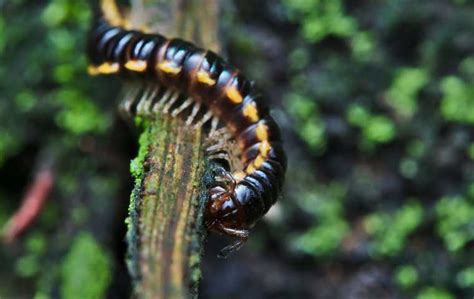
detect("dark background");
top-left (0, 0), bottom-right (473, 298)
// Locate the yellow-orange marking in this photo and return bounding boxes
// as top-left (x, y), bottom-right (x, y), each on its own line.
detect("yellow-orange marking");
top-left (88, 65), bottom-right (100, 76)
top-left (259, 140), bottom-right (271, 157)
top-left (256, 123), bottom-right (268, 141)
top-left (125, 60), bottom-right (147, 72)
top-left (196, 71), bottom-right (216, 86)
top-left (101, 0), bottom-right (124, 27)
top-left (97, 62), bottom-right (119, 74)
top-left (226, 87), bottom-right (243, 104)
top-left (158, 62), bottom-right (182, 74)
top-left (254, 155), bottom-right (265, 168)
top-left (246, 164), bottom-right (256, 174)
top-left (122, 19), bottom-right (132, 30)
top-left (243, 101), bottom-right (259, 122)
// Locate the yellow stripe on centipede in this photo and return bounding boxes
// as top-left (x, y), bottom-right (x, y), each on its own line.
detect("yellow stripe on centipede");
top-left (226, 87), bottom-right (243, 104)
top-left (97, 62), bottom-right (120, 74)
top-left (243, 101), bottom-right (259, 122)
top-left (125, 60), bottom-right (147, 72)
top-left (158, 62), bottom-right (182, 74)
top-left (197, 71), bottom-right (216, 86)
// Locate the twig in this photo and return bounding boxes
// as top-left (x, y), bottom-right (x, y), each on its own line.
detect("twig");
top-left (2, 167), bottom-right (55, 244)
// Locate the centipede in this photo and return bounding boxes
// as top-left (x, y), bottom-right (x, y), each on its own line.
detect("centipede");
top-left (87, 0), bottom-right (286, 257)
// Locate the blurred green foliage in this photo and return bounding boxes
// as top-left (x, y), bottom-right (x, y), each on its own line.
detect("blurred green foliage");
top-left (262, 0), bottom-right (473, 297)
top-left (292, 183), bottom-right (348, 255)
top-left (0, 0), bottom-right (111, 166)
top-left (386, 68), bottom-right (429, 119)
top-left (285, 92), bottom-right (326, 152)
top-left (436, 195), bottom-right (474, 251)
top-left (61, 233), bottom-right (112, 299)
top-left (284, 0), bottom-right (357, 42)
top-left (365, 201), bottom-right (423, 256)
top-left (440, 76), bottom-right (474, 124)
top-left (0, 0), bottom-right (122, 297)
top-left (1, 0), bottom-right (473, 297)
top-left (15, 233), bottom-right (47, 278)
top-left (395, 265), bottom-right (419, 289)
top-left (347, 104), bottom-right (396, 146)
top-left (417, 287), bottom-right (454, 299)
top-left (54, 88), bottom-right (110, 135)
top-left (456, 267), bottom-right (474, 288)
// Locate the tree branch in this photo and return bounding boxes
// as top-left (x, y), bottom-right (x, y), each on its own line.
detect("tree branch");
top-left (125, 1), bottom-right (220, 298)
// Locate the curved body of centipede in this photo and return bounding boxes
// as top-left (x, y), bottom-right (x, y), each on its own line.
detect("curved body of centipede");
top-left (88, 0), bottom-right (286, 256)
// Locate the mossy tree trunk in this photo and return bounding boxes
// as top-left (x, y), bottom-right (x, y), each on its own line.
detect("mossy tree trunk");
top-left (126, 1), bottom-right (220, 298)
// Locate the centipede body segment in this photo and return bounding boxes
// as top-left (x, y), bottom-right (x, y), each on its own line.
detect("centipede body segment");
top-left (88, 0), bottom-right (286, 256)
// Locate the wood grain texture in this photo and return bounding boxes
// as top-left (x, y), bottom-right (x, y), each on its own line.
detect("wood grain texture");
top-left (127, 117), bottom-right (207, 298)
top-left (125, 0), bottom-right (220, 298)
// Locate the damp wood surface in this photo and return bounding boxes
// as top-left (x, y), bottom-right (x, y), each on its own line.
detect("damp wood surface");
top-left (126, 0), bottom-right (221, 298)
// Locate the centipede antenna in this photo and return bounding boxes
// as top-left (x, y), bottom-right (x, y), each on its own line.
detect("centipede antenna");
top-left (171, 97), bottom-right (194, 117)
top-left (185, 101), bottom-right (201, 126)
top-left (163, 91), bottom-right (180, 114)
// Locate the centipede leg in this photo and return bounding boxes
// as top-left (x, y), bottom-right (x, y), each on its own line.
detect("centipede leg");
top-left (217, 226), bottom-right (249, 259)
top-left (194, 110), bottom-right (213, 128)
top-left (206, 140), bottom-right (229, 156)
top-left (171, 97), bottom-right (194, 117)
top-left (206, 127), bottom-right (238, 168)
top-left (137, 85), bottom-right (159, 115)
top-left (213, 166), bottom-right (235, 187)
top-left (120, 83), bottom-right (142, 115)
top-left (210, 115), bottom-right (220, 135)
top-left (135, 86), bottom-right (150, 114)
top-left (163, 91), bottom-right (180, 114)
top-left (145, 86), bottom-right (160, 113)
top-left (152, 89), bottom-right (172, 113)
top-left (136, 85), bottom-right (158, 115)
top-left (185, 101), bottom-right (201, 126)
top-left (207, 127), bottom-right (232, 140)
top-left (206, 132), bottom-right (232, 154)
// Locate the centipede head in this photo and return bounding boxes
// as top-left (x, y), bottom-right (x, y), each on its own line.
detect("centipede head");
top-left (204, 166), bottom-right (249, 258)
top-left (204, 167), bottom-right (239, 228)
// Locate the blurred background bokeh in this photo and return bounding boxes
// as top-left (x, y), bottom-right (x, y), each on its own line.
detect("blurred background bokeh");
top-left (1, 0), bottom-right (473, 298)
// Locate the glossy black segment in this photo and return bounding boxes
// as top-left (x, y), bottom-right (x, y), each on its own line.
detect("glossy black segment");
top-left (111, 31), bottom-right (136, 62)
top-left (249, 169), bottom-right (278, 205)
top-left (245, 173), bottom-right (273, 213)
top-left (234, 182), bottom-right (264, 224)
